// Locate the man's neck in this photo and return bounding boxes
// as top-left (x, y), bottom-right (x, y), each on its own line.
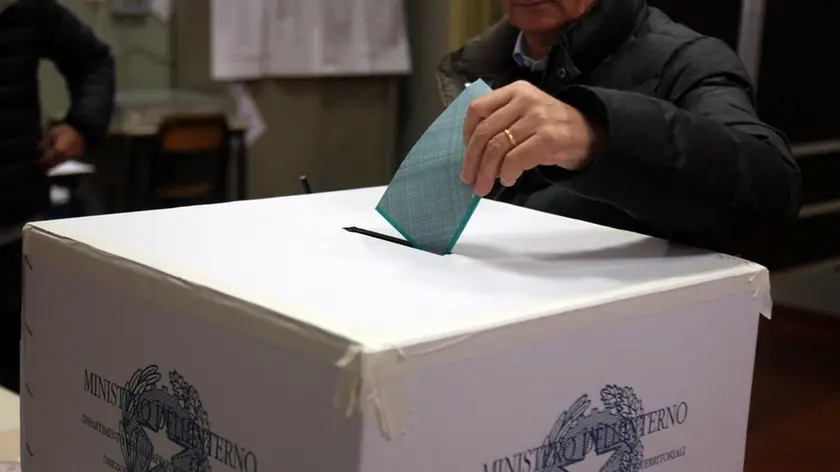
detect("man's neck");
top-left (523, 0), bottom-right (597, 60)
top-left (522, 31), bottom-right (555, 60)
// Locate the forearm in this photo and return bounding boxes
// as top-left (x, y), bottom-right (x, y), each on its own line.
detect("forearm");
top-left (541, 85), bottom-right (801, 252)
top-left (64, 52), bottom-right (115, 146)
top-left (41, 0), bottom-right (116, 145)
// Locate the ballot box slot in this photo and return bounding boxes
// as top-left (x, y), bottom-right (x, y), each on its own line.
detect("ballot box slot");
top-left (343, 226), bottom-right (413, 248)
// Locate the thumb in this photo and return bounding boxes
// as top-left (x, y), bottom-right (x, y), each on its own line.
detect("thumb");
top-left (38, 133), bottom-right (52, 150)
top-left (40, 126), bottom-right (61, 148)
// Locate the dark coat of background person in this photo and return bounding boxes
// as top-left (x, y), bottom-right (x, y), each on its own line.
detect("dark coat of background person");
top-left (0, 0), bottom-right (114, 393)
top-left (0, 0), bottom-right (114, 227)
top-left (437, 0), bottom-right (801, 258)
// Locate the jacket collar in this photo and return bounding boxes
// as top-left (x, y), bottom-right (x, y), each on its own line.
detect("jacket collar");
top-left (559, 0), bottom-right (649, 80)
top-left (440, 0), bottom-right (647, 94)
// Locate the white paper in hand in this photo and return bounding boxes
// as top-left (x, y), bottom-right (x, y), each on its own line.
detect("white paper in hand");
top-left (376, 80), bottom-right (493, 255)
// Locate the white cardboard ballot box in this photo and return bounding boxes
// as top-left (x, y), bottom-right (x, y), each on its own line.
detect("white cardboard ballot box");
top-left (20, 187), bottom-right (770, 472)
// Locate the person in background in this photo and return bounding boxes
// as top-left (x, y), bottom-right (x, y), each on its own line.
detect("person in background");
top-left (439, 0), bottom-right (801, 256)
top-left (0, 0), bottom-right (115, 393)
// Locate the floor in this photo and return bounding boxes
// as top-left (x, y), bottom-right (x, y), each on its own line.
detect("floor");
top-left (771, 257), bottom-right (840, 318)
top-left (745, 306), bottom-right (840, 471)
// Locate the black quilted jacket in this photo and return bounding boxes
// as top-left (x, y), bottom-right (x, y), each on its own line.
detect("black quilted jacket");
top-left (0, 0), bottom-right (114, 226)
top-left (437, 0), bottom-right (801, 256)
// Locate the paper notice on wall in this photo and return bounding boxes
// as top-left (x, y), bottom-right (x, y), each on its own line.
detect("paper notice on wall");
top-left (150, 0), bottom-right (172, 22)
top-left (230, 84), bottom-right (266, 146)
top-left (211, 0), bottom-right (268, 80)
top-left (355, 0), bottom-right (412, 74)
top-left (264, 0), bottom-right (411, 77)
top-left (213, 0), bottom-right (410, 79)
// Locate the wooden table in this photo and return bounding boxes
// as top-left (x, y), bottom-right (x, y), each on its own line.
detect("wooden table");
top-left (118, 122), bottom-right (249, 208)
top-left (49, 116), bottom-right (249, 213)
top-left (0, 388), bottom-right (18, 462)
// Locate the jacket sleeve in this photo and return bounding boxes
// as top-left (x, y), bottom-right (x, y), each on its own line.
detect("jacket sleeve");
top-left (40, 0), bottom-right (115, 146)
top-left (543, 37), bottom-right (801, 254)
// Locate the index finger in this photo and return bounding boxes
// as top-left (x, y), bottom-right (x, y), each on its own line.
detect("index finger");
top-left (463, 86), bottom-right (516, 146)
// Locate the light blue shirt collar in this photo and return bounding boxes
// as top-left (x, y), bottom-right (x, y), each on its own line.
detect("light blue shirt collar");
top-left (512, 32), bottom-right (546, 72)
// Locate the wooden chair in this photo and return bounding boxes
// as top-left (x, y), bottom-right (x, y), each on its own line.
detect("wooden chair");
top-left (148, 114), bottom-right (231, 208)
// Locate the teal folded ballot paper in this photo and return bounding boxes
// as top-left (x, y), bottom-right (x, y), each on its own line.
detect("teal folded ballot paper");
top-left (376, 80), bottom-right (492, 255)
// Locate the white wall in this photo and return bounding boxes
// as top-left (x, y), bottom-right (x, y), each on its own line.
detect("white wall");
top-left (38, 0), bottom-right (171, 118)
top-left (398, 0), bottom-right (451, 159)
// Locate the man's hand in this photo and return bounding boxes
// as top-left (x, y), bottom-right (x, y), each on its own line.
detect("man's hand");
top-left (462, 81), bottom-right (598, 197)
top-left (39, 124), bottom-right (85, 170)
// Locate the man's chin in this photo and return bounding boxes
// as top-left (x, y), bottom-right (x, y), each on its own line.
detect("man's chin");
top-left (509, 4), bottom-right (569, 33)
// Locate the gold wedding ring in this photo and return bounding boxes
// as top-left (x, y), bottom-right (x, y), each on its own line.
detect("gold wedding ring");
top-left (504, 128), bottom-right (517, 148)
